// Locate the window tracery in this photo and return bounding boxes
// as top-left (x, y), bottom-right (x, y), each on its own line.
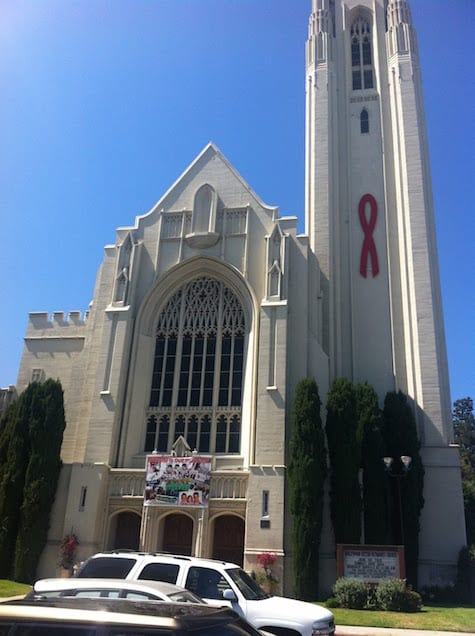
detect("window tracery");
top-left (145, 277), bottom-right (245, 455)
top-left (351, 17), bottom-right (374, 91)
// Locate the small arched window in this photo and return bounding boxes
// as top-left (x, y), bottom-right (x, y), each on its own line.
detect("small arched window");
top-left (360, 109), bottom-right (369, 134)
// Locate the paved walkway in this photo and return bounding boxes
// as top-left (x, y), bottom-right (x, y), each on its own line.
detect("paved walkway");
top-left (336, 627), bottom-right (474, 636)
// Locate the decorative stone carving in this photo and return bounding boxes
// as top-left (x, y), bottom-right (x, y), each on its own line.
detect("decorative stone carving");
top-left (185, 184), bottom-right (220, 248)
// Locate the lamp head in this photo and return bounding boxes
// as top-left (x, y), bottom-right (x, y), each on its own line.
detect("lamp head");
top-left (400, 455), bottom-right (412, 472)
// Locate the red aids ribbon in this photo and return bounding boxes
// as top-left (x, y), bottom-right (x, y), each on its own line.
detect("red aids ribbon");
top-left (358, 193), bottom-right (379, 278)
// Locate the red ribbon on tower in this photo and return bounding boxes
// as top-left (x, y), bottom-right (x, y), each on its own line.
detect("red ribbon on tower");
top-left (358, 193), bottom-right (379, 278)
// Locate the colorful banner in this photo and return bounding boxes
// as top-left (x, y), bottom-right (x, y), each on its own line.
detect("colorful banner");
top-left (144, 455), bottom-right (211, 507)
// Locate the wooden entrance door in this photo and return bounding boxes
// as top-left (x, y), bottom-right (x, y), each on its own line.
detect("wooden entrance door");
top-left (162, 514), bottom-right (193, 555)
top-left (113, 512), bottom-right (141, 550)
top-left (212, 515), bottom-right (244, 565)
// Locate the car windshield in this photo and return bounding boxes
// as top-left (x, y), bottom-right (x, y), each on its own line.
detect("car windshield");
top-left (226, 568), bottom-right (269, 601)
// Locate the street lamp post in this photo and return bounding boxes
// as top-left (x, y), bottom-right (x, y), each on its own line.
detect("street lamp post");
top-left (383, 455), bottom-right (412, 545)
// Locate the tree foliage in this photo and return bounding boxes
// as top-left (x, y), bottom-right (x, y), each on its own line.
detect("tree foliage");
top-left (0, 390), bottom-right (34, 577)
top-left (13, 379), bottom-right (66, 583)
top-left (382, 391), bottom-right (424, 588)
top-left (288, 378), bottom-right (327, 601)
top-left (0, 380), bottom-right (65, 583)
top-left (326, 378), bottom-right (362, 544)
top-left (355, 383), bottom-right (387, 544)
top-left (453, 397), bottom-right (475, 545)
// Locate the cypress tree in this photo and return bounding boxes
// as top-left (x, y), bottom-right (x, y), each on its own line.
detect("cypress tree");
top-left (355, 383), bottom-right (388, 544)
top-left (326, 378), bottom-right (361, 544)
top-left (0, 384), bottom-right (38, 577)
top-left (382, 391), bottom-right (424, 588)
top-left (14, 379), bottom-right (66, 583)
top-left (452, 397), bottom-right (475, 545)
top-left (288, 378), bottom-right (327, 600)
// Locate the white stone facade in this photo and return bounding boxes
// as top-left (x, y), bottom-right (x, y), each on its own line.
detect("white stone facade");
top-left (305, 0), bottom-right (465, 585)
top-left (15, 0), bottom-right (466, 594)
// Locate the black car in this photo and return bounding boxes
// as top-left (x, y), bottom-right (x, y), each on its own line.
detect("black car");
top-left (0, 596), bottom-right (269, 635)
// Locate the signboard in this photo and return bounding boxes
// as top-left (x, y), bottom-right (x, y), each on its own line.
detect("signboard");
top-left (144, 454), bottom-right (211, 507)
top-left (337, 544), bottom-right (405, 583)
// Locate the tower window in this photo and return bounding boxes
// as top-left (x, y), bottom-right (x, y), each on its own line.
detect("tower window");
top-left (352, 71), bottom-right (362, 91)
top-left (360, 109), bottom-right (369, 134)
top-left (31, 368), bottom-right (44, 383)
top-left (351, 17), bottom-right (374, 91)
top-left (146, 277), bottom-right (245, 455)
top-left (364, 70), bottom-right (373, 90)
top-left (262, 490), bottom-right (269, 517)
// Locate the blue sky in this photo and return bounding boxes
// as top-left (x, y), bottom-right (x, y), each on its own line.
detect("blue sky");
top-left (0, 0), bottom-right (473, 405)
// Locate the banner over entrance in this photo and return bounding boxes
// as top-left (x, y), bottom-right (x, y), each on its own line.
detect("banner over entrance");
top-left (144, 454), bottom-right (211, 507)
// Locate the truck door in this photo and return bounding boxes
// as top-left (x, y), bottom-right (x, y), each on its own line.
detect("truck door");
top-left (184, 566), bottom-right (245, 617)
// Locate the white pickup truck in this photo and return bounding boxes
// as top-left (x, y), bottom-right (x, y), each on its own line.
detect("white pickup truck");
top-left (77, 551), bottom-right (335, 636)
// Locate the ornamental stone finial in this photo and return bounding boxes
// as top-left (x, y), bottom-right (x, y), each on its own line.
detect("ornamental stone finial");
top-left (386, 0), bottom-right (416, 56)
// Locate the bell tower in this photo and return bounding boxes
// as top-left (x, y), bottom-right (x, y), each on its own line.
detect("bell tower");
top-left (306, 0), bottom-right (466, 583)
top-left (306, 0), bottom-right (395, 397)
top-left (306, 0), bottom-right (454, 441)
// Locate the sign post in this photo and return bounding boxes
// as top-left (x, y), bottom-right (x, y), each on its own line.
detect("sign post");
top-left (336, 544), bottom-right (405, 583)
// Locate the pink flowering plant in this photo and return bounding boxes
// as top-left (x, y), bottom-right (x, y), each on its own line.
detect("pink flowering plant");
top-left (59, 532), bottom-right (79, 569)
top-left (255, 552), bottom-right (279, 589)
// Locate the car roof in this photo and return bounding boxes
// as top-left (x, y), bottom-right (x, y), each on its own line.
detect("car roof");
top-left (0, 597), bottom-right (240, 628)
top-left (87, 551), bottom-right (240, 569)
top-left (33, 577), bottom-right (188, 595)
top-left (0, 603), bottom-right (176, 628)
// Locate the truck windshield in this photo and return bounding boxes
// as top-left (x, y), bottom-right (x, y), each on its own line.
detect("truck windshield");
top-left (226, 568), bottom-right (270, 601)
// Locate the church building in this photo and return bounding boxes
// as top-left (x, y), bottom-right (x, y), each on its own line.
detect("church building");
top-left (13, 0), bottom-right (466, 593)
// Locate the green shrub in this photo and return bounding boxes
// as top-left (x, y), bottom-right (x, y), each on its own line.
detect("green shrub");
top-left (332, 577), bottom-right (422, 612)
top-left (402, 589), bottom-right (422, 612)
top-left (333, 578), bottom-right (368, 609)
top-left (456, 545), bottom-right (475, 605)
top-left (375, 578), bottom-right (421, 612)
top-left (365, 585), bottom-right (379, 610)
top-left (375, 578), bottom-right (406, 610)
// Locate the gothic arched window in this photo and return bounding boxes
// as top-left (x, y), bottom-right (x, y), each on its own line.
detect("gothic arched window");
top-left (145, 277), bottom-right (245, 455)
top-left (360, 109), bottom-right (369, 134)
top-left (351, 17), bottom-right (374, 91)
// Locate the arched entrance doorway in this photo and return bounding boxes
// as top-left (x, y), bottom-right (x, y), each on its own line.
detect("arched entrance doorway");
top-left (212, 515), bottom-right (244, 565)
top-left (110, 511), bottom-right (141, 550)
top-left (162, 514), bottom-right (193, 555)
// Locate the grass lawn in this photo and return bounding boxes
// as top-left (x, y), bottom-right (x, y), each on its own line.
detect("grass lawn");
top-left (327, 603), bottom-right (475, 633)
top-left (0, 580), bottom-right (31, 598)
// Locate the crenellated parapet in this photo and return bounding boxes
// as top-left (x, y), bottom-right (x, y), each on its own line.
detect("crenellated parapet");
top-left (25, 310), bottom-right (89, 339)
